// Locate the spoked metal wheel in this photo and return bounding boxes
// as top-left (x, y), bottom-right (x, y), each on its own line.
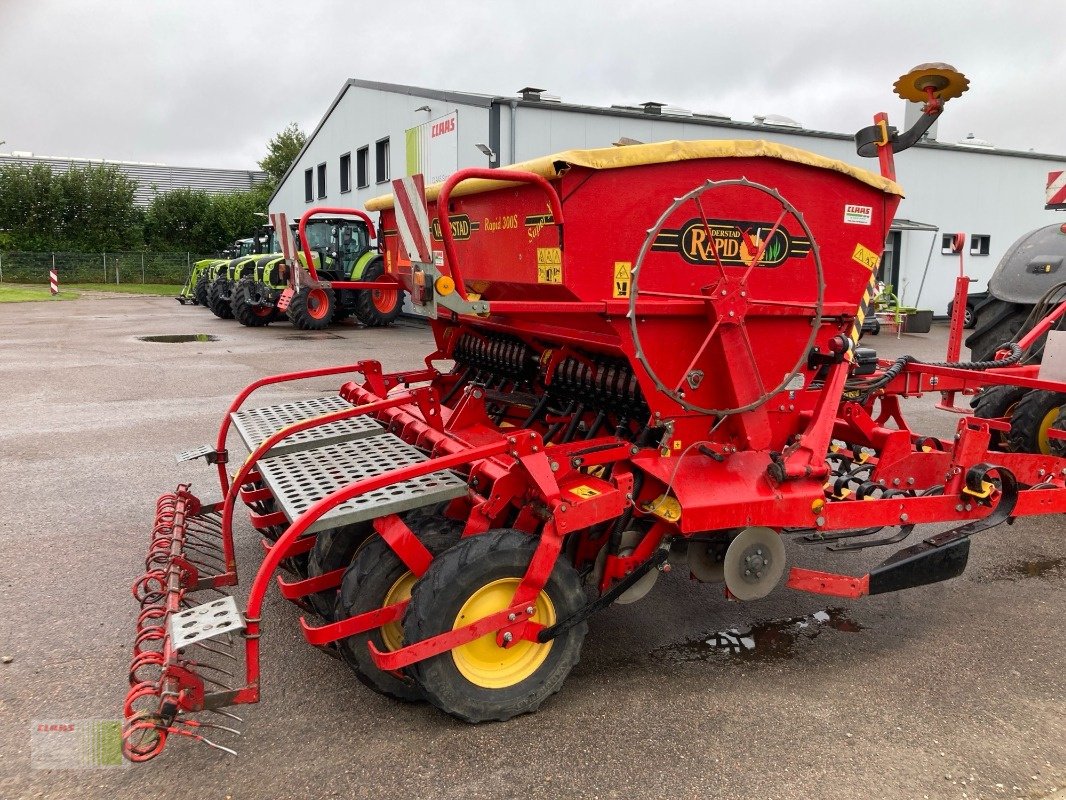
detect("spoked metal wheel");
top-left (628, 178), bottom-right (825, 416)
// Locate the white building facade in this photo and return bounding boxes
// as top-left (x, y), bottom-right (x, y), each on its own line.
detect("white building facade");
top-left (270, 79), bottom-right (1066, 315)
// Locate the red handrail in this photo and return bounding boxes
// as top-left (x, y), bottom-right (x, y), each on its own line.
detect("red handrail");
top-left (436, 169), bottom-right (564, 300)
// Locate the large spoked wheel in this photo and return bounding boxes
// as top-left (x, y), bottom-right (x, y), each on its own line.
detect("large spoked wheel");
top-left (354, 260), bottom-right (403, 327)
top-left (231, 278), bottom-right (275, 327)
top-left (404, 529), bottom-right (586, 723)
top-left (207, 277), bottom-right (234, 319)
top-left (336, 518), bottom-right (461, 701)
top-left (287, 285), bottom-right (335, 330)
top-left (628, 178), bottom-right (824, 415)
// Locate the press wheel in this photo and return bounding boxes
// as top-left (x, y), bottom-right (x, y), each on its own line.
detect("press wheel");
top-left (722, 526), bottom-right (786, 601)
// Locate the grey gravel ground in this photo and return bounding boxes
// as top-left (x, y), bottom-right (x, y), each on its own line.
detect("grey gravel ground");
top-left (0, 294), bottom-right (1062, 800)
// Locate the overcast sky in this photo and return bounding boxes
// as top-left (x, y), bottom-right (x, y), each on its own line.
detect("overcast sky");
top-left (1, 1), bottom-right (1063, 169)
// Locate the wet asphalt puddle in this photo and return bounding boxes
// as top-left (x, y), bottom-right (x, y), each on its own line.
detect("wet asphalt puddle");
top-left (975, 555), bottom-right (1066, 583)
top-left (656, 608), bottom-right (864, 663)
top-left (137, 334), bottom-right (219, 343)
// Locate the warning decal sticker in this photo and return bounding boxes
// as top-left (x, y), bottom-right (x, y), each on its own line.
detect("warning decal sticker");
top-left (851, 243), bottom-right (881, 271)
top-left (612, 262), bottom-right (632, 298)
top-left (537, 247), bottom-right (562, 284)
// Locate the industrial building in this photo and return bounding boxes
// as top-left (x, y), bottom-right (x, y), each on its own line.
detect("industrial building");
top-left (269, 79), bottom-right (1066, 315)
top-left (0, 151), bottom-right (267, 207)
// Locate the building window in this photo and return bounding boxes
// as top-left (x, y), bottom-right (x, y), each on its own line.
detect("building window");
top-left (339, 153), bottom-right (351, 193)
top-left (304, 168), bottom-right (313, 203)
top-left (316, 163), bottom-right (326, 199)
top-left (356, 146), bottom-right (369, 188)
top-left (970, 234), bottom-right (990, 256)
top-left (375, 138), bottom-right (390, 184)
top-left (941, 233), bottom-right (964, 255)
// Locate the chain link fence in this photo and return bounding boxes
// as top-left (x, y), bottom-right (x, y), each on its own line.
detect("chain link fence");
top-left (0, 251), bottom-right (213, 285)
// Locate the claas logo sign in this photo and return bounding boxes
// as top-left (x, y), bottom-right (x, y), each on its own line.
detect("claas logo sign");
top-left (652, 218), bottom-right (811, 266)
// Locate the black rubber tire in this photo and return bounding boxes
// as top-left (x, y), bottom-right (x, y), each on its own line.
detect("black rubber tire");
top-left (353, 260), bottom-right (403, 327)
top-left (972, 385), bottom-right (1031, 449)
top-left (964, 305), bottom-right (976, 329)
top-left (336, 519), bottom-right (462, 701)
top-left (306, 523), bottom-right (373, 620)
top-left (1050, 414), bottom-right (1066, 458)
top-left (1006, 390), bottom-right (1066, 455)
top-left (231, 278), bottom-right (275, 327)
top-left (286, 285), bottom-right (335, 330)
top-left (207, 277), bottom-right (234, 319)
top-left (193, 272), bottom-right (210, 307)
top-left (404, 529), bottom-right (587, 723)
top-left (966, 301), bottom-right (1029, 362)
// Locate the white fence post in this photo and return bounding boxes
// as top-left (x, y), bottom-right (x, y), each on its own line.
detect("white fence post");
top-left (102, 252), bottom-right (106, 283)
top-left (0, 251), bottom-right (4, 283)
top-left (141, 252), bottom-right (145, 284)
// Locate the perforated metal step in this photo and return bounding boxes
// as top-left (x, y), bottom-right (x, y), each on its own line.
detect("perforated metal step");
top-left (255, 434), bottom-right (468, 533)
top-left (231, 395), bottom-right (383, 457)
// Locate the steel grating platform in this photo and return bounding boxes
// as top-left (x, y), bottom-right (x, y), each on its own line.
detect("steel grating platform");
top-left (231, 395), bottom-right (384, 457)
top-left (255, 434), bottom-right (468, 533)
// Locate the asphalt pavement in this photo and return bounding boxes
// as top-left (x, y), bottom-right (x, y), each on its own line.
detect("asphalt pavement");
top-left (0, 294), bottom-right (1062, 800)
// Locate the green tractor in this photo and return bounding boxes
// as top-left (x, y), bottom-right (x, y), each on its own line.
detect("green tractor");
top-left (177, 239), bottom-right (247, 306)
top-left (232, 215), bottom-right (403, 330)
top-left (206, 232), bottom-right (272, 320)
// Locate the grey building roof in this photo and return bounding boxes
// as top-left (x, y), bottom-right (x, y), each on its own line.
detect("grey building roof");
top-left (0, 152), bottom-right (267, 207)
top-left (271, 78), bottom-right (1066, 204)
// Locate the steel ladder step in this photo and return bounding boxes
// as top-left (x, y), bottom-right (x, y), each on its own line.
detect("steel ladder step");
top-left (231, 395), bottom-right (384, 457)
top-left (255, 435), bottom-right (468, 533)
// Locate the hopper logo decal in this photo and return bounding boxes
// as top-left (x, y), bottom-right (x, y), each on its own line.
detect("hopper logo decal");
top-left (430, 215), bottom-right (479, 241)
top-left (652, 218), bottom-right (811, 267)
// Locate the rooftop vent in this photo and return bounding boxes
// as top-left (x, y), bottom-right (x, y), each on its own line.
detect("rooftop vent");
top-left (640, 101), bottom-right (666, 115)
top-left (754, 114), bottom-right (803, 129)
top-left (10, 150), bottom-right (33, 157)
top-left (661, 106), bottom-right (695, 118)
top-left (957, 132), bottom-right (994, 149)
top-left (517, 87), bottom-right (561, 103)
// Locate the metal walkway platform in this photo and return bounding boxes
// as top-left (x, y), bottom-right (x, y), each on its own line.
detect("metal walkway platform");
top-left (255, 434), bottom-right (468, 533)
top-left (231, 395), bottom-right (384, 457)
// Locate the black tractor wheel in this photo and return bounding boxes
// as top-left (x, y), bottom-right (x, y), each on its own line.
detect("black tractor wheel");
top-left (972, 385), bottom-right (1031, 449)
top-left (404, 529), bottom-right (587, 723)
top-left (207, 277), bottom-right (234, 319)
top-left (231, 278), bottom-right (275, 327)
top-left (305, 523), bottom-right (374, 620)
top-left (287, 285), bottom-right (335, 330)
top-left (966, 301), bottom-right (1029, 362)
top-left (336, 517), bottom-right (462, 701)
top-left (1049, 414), bottom-right (1066, 458)
top-left (1006, 390), bottom-right (1066, 455)
top-left (353, 261), bottom-right (403, 327)
top-left (193, 272), bottom-right (210, 307)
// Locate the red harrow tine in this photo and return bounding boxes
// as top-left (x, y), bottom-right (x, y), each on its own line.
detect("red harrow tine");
top-left (124, 485), bottom-right (242, 761)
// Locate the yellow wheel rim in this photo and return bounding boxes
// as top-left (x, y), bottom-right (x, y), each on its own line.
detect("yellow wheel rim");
top-left (450, 578), bottom-right (555, 689)
top-left (1038, 407), bottom-right (1062, 455)
top-left (380, 571), bottom-right (418, 653)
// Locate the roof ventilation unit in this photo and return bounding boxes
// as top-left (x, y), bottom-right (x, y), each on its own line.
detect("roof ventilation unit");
top-left (957, 132), bottom-right (994, 149)
top-left (518, 87), bottom-right (561, 103)
top-left (640, 102), bottom-right (666, 115)
top-left (755, 114), bottom-right (803, 129)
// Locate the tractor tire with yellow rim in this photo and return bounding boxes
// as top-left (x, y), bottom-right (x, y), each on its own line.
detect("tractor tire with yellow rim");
top-left (403, 528), bottom-right (587, 723)
top-left (1006, 389), bottom-right (1066, 455)
top-left (972, 385), bottom-right (1031, 450)
top-left (335, 517), bottom-right (462, 701)
top-left (306, 522), bottom-right (373, 620)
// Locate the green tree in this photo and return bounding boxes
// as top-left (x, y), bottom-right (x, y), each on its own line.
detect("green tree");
top-left (258, 122), bottom-right (306, 186)
top-left (143, 188), bottom-right (220, 252)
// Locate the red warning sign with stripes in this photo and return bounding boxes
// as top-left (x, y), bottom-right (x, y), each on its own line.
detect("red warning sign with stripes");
top-left (391, 174), bottom-right (432, 265)
top-left (1047, 170), bottom-right (1066, 209)
top-left (49, 267), bottom-right (59, 295)
top-left (269, 211), bottom-right (300, 309)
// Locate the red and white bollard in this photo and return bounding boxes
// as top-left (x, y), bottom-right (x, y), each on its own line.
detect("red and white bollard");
top-left (49, 266), bottom-right (59, 296)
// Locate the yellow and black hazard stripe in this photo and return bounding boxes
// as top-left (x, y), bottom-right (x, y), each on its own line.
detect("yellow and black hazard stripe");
top-left (848, 273), bottom-right (880, 358)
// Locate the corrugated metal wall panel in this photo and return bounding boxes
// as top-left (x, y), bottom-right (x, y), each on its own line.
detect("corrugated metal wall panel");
top-left (0, 155), bottom-right (267, 207)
